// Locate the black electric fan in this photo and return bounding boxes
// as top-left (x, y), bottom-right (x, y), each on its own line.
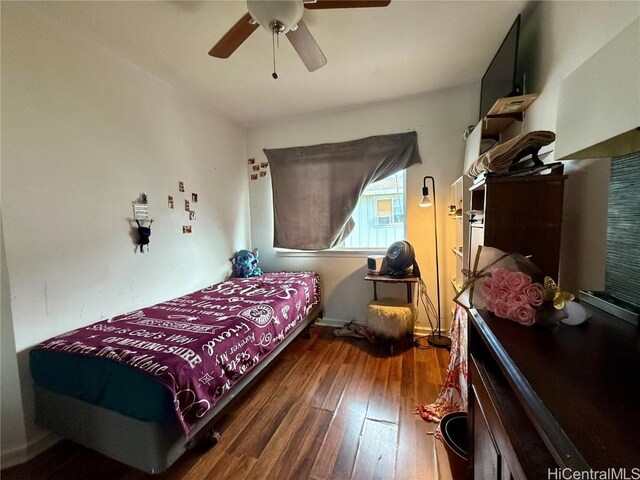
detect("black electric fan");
top-left (381, 241), bottom-right (446, 350)
top-left (381, 241), bottom-right (421, 278)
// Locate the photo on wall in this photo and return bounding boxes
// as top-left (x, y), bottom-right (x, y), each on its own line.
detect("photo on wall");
top-left (185, 199), bottom-right (190, 211)
top-left (178, 181), bottom-right (185, 192)
top-left (192, 193), bottom-right (198, 203)
top-left (168, 196), bottom-right (174, 209)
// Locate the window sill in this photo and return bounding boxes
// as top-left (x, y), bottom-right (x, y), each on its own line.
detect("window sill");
top-left (276, 248), bottom-right (386, 258)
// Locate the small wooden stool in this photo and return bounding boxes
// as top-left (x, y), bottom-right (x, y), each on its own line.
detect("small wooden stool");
top-left (367, 299), bottom-right (417, 354)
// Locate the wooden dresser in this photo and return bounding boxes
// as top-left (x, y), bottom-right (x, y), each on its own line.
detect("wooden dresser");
top-left (469, 173), bottom-right (567, 282)
top-left (468, 304), bottom-right (640, 479)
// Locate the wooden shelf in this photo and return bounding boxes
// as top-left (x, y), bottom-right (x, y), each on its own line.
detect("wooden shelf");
top-left (486, 94), bottom-right (538, 117)
top-left (482, 116), bottom-right (515, 137)
top-left (365, 274), bottom-right (417, 303)
top-left (481, 94), bottom-right (538, 138)
top-left (468, 174), bottom-right (567, 281)
top-left (364, 274), bottom-right (417, 284)
top-left (472, 169), bottom-right (564, 189)
top-left (449, 176), bottom-right (465, 294)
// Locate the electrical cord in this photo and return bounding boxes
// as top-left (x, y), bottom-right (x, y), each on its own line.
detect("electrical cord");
top-left (413, 277), bottom-right (439, 349)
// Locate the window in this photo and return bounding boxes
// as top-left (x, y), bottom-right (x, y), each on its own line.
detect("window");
top-left (266, 131), bottom-right (420, 250)
top-left (393, 198), bottom-right (404, 224)
top-left (340, 170), bottom-right (406, 249)
top-left (375, 198), bottom-right (404, 225)
top-left (376, 199), bottom-right (393, 225)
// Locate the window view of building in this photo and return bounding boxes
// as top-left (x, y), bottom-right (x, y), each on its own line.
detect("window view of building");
top-left (340, 170), bottom-right (406, 249)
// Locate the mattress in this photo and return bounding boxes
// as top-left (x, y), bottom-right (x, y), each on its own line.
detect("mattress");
top-left (31, 272), bottom-right (321, 433)
top-left (30, 350), bottom-right (175, 422)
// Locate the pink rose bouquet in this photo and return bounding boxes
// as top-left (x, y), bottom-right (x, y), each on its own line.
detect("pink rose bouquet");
top-left (480, 268), bottom-right (542, 325)
top-left (455, 246), bottom-right (574, 327)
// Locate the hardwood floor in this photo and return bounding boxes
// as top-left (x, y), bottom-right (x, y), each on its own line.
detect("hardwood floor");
top-left (3, 326), bottom-right (452, 480)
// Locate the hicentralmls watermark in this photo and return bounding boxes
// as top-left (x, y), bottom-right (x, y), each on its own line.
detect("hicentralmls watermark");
top-left (548, 468), bottom-right (640, 480)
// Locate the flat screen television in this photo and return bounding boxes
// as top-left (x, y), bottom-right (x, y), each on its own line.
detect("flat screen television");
top-left (479, 14), bottom-right (522, 120)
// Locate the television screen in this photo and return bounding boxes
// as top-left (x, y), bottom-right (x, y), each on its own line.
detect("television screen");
top-left (479, 15), bottom-right (521, 120)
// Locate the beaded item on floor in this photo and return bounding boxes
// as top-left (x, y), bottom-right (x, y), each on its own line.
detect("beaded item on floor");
top-left (333, 320), bottom-right (375, 342)
top-left (416, 305), bottom-right (468, 438)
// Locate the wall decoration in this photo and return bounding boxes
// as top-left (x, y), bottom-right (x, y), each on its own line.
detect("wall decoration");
top-left (189, 211), bottom-right (196, 221)
top-left (248, 158), bottom-right (256, 165)
top-left (132, 193), bottom-right (149, 221)
top-left (250, 174), bottom-right (258, 181)
top-left (252, 165), bottom-right (260, 172)
top-left (259, 171), bottom-right (267, 178)
top-left (168, 196), bottom-right (174, 209)
top-left (185, 199), bottom-right (190, 211)
top-left (192, 193), bottom-right (198, 203)
top-left (131, 194), bottom-right (153, 253)
top-left (178, 181), bottom-right (185, 192)
top-left (260, 162), bottom-right (269, 169)
top-left (136, 219), bottom-right (153, 253)
top-left (183, 225), bottom-right (192, 234)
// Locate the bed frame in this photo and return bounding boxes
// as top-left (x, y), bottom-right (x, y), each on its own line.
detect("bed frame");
top-left (34, 305), bottom-right (323, 474)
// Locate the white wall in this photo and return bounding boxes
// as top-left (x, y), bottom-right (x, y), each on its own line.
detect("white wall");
top-left (516, 1), bottom-right (639, 293)
top-left (0, 3), bottom-right (249, 463)
top-left (1, 223), bottom-right (28, 465)
top-left (247, 84), bottom-right (479, 330)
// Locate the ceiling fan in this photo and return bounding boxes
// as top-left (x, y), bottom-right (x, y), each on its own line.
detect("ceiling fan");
top-left (208, 0), bottom-right (391, 78)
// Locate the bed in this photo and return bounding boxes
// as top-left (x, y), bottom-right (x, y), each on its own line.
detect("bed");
top-left (30, 272), bottom-right (322, 474)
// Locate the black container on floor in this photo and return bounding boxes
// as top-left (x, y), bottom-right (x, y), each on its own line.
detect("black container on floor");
top-left (440, 412), bottom-right (468, 480)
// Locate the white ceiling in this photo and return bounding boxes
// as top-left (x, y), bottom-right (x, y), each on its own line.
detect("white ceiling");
top-left (30, 0), bottom-right (527, 127)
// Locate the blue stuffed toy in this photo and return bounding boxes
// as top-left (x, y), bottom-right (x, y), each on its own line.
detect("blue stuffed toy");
top-left (230, 248), bottom-right (263, 278)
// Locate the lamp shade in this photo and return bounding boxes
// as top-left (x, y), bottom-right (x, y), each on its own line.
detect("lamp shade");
top-left (247, 0), bottom-right (303, 33)
top-left (419, 186), bottom-right (432, 207)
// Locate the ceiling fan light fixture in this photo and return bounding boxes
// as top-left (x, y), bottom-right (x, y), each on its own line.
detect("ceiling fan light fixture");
top-left (247, 0), bottom-right (304, 35)
top-left (270, 20), bottom-right (285, 34)
top-left (212, 0), bottom-right (391, 71)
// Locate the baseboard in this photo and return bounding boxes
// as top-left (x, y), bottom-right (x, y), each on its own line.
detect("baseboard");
top-left (314, 317), bottom-right (450, 338)
top-left (1, 443), bottom-right (27, 470)
top-left (0, 432), bottom-right (60, 470)
top-left (413, 325), bottom-right (451, 337)
top-left (314, 317), bottom-right (364, 328)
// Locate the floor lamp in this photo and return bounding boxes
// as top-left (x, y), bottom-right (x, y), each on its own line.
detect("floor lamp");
top-left (419, 176), bottom-right (451, 349)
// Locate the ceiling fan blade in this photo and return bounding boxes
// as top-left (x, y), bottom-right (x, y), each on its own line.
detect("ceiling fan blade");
top-left (286, 20), bottom-right (327, 72)
top-left (304, 0), bottom-right (390, 9)
top-left (209, 12), bottom-right (258, 58)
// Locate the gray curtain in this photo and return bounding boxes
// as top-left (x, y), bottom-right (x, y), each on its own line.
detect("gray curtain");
top-left (265, 131), bottom-right (422, 250)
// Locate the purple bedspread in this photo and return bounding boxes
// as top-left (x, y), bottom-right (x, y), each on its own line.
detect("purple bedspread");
top-left (33, 272), bottom-right (321, 434)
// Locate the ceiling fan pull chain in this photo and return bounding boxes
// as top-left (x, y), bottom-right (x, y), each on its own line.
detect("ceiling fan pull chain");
top-left (272, 28), bottom-right (278, 79)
